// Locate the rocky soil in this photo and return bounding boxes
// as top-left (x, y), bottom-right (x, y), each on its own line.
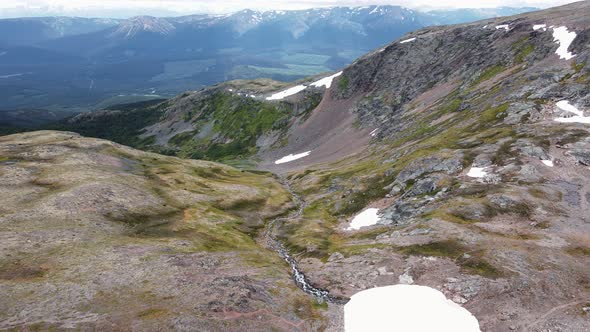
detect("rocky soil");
top-left (0, 131), bottom-right (331, 331)
top-left (3, 2), bottom-right (590, 331)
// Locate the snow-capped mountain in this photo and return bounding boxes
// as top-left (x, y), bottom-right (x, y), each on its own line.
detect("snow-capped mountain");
top-left (111, 16), bottom-right (176, 38)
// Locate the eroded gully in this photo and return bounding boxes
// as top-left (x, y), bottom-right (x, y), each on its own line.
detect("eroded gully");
top-left (263, 176), bottom-right (348, 305)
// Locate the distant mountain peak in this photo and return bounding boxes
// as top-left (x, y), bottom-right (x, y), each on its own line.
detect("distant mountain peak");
top-left (112, 16), bottom-right (175, 38)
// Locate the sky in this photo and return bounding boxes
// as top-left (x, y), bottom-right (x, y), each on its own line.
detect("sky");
top-left (0, 0), bottom-right (580, 18)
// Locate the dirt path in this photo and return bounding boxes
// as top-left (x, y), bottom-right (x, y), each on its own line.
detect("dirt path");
top-left (524, 300), bottom-right (588, 331)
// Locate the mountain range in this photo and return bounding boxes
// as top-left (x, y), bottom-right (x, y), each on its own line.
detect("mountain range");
top-left (0, 5), bottom-right (536, 111)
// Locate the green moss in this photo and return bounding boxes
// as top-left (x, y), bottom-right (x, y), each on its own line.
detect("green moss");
top-left (566, 246), bottom-right (590, 256)
top-left (491, 139), bottom-right (516, 166)
top-left (398, 241), bottom-right (502, 278)
top-left (168, 92), bottom-right (296, 161)
top-left (471, 65), bottom-right (506, 87)
top-left (512, 37), bottom-right (535, 63)
top-left (137, 308), bottom-right (167, 319)
top-left (572, 61), bottom-right (586, 73)
top-left (399, 240), bottom-right (464, 258)
top-left (337, 172), bottom-right (396, 216)
top-left (338, 75), bottom-right (349, 92)
top-left (459, 256), bottom-right (503, 278)
top-left (441, 98), bottom-right (462, 113)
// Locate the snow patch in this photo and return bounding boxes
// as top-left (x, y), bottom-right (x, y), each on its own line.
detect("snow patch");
top-left (552, 26), bottom-right (577, 60)
top-left (400, 37), bottom-right (416, 44)
top-left (266, 85), bottom-right (307, 100)
top-left (554, 100), bottom-right (590, 124)
top-left (274, 151), bottom-right (311, 164)
top-left (533, 24), bottom-right (547, 31)
top-left (310, 71), bottom-right (343, 89)
top-left (344, 285), bottom-right (481, 332)
top-left (369, 128), bottom-right (379, 137)
top-left (495, 24), bottom-right (510, 31)
top-left (541, 160), bottom-right (554, 167)
top-left (467, 167), bottom-right (488, 178)
top-left (347, 208), bottom-right (381, 230)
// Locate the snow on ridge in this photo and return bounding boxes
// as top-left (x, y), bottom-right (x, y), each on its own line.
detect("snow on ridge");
top-left (347, 208), bottom-right (381, 230)
top-left (310, 71), bottom-right (343, 89)
top-left (400, 37), bottom-right (416, 44)
top-left (552, 26), bottom-right (577, 60)
top-left (267, 71), bottom-right (343, 100)
top-left (266, 85), bottom-right (307, 101)
top-left (274, 151), bottom-right (311, 164)
top-left (554, 100), bottom-right (590, 124)
top-left (533, 24), bottom-right (547, 31)
top-left (495, 24), bottom-right (510, 31)
top-left (344, 285), bottom-right (481, 332)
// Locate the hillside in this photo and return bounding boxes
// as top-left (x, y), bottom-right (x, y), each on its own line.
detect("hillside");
top-left (44, 2), bottom-right (590, 330)
top-left (3, 1), bottom-right (590, 331)
top-left (0, 131), bottom-right (341, 330)
top-left (0, 6), bottom-right (535, 110)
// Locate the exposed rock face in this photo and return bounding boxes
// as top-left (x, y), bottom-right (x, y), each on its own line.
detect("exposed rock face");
top-left (395, 156), bottom-right (463, 186)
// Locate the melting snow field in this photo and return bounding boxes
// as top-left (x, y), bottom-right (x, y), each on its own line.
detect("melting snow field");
top-left (495, 24), bottom-right (510, 31)
top-left (344, 285), bottom-right (481, 332)
top-left (552, 26), bottom-right (577, 60)
top-left (274, 151), bottom-right (311, 164)
top-left (554, 100), bottom-right (590, 124)
top-left (266, 85), bottom-right (307, 100)
top-left (467, 167), bottom-right (488, 178)
top-left (310, 71), bottom-right (343, 88)
top-left (542, 160), bottom-right (554, 167)
top-left (400, 37), bottom-right (416, 44)
top-left (266, 72), bottom-right (342, 100)
top-left (347, 208), bottom-right (381, 230)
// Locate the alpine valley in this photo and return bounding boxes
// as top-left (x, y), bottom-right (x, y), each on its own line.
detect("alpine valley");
top-left (1, 1), bottom-right (590, 331)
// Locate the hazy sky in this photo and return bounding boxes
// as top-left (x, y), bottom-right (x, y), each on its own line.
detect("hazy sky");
top-left (0, 0), bottom-right (580, 18)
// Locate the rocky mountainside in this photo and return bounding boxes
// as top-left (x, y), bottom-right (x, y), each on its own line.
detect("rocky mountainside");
top-left (0, 6), bottom-right (535, 111)
top-left (3, 1), bottom-right (590, 331)
top-left (0, 17), bottom-right (120, 45)
top-left (0, 131), bottom-right (335, 330)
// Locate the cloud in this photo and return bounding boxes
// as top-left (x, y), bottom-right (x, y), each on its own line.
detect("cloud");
top-left (0, 0), bottom-right (579, 18)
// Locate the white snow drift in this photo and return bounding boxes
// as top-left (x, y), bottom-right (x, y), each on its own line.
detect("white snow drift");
top-left (344, 285), bottom-right (481, 332)
top-left (467, 167), bottom-right (488, 178)
top-left (310, 71), bottom-right (343, 88)
top-left (274, 151), bottom-right (311, 164)
top-left (347, 208), bottom-right (381, 230)
top-left (554, 100), bottom-right (590, 124)
top-left (266, 85), bottom-right (307, 100)
top-left (541, 160), bottom-right (554, 167)
top-left (495, 24), bottom-right (510, 31)
top-left (266, 71), bottom-right (343, 100)
top-left (400, 37), bottom-right (416, 44)
top-left (552, 26), bottom-right (577, 60)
